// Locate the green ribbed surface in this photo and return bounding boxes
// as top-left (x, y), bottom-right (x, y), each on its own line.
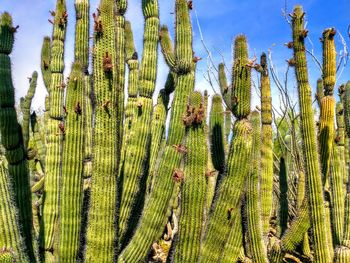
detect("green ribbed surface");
top-left (85, 0), bottom-right (119, 261)
top-left (41, 36), bottom-right (51, 92)
top-left (59, 63), bottom-right (85, 262)
top-left (246, 111), bottom-right (268, 263)
top-left (218, 63), bottom-right (231, 109)
top-left (159, 25), bottom-right (175, 69)
top-left (316, 78), bottom-right (324, 107)
top-left (322, 28), bottom-right (336, 95)
top-left (30, 112), bottom-right (46, 169)
top-left (291, 5), bottom-right (330, 262)
top-left (174, 91), bottom-right (207, 263)
top-left (209, 94), bottom-right (225, 173)
top-left (200, 119), bottom-right (252, 262)
top-left (21, 71), bottom-right (38, 150)
top-left (118, 0), bottom-right (158, 249)
top-left (0, 13), bottom-right (34, 261)
top-left (118, 1), bottom-right (194, 261)
top-left (232, 35), bottom-right (251, 119)
top-left (0, 162), bottom-right (29, 262)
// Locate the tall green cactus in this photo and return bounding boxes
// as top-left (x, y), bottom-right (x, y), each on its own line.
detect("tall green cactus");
top-left (41, 36), bottom-right (51, 92)
top-left (40, 1), bottom-right (67, 260)
top-left (118, 0), bottom-right (159, 248)
top-left (259, 52), bottom-right (274, 239)
top-left (291, 5), bottom-right (330, 262)
top-left (0, 12), bottom-right (35, 261)
top-left (118, 0), bottom-right (195, 261)
top-left (85, 0), bottom-right (120, 261)
top-left (21, 71), bottom-right (38, 150)
top-left (218, 63), bottom-right (231, 110)
top-left (246, 111), bottom-right (268, 263)
top-left (174, 91), bottom-right (207, 262)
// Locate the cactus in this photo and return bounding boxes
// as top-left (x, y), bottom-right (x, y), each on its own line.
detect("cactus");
top-left (316, 78), bottom-right (324, 107)
top-left (218, 63), bottom-right (231, 109)
top-left (118, 0), bottom-right (195, 261)
top-left (291, 5), bottom-right (330, 262)
top-left (174, 91), bottom-right (207, 262)
top-left (21, 71), bottom-right (38, 150)
top-left (0, 12), bottom-right (35, 261)
top-left (246, 111), bottom-right (268, 263)
top-left (278, 157), bottom-right (288, 236)
top-left (259, 52), bottom-right (274, 239)
top-left (209, 94), bottom-right (225, 173)
top-left (118, 0), bottom-right (159, 248)
top-left (41, 36), bottom-right (51, 91)
top-left (85, 0), bottom-right (120, 261)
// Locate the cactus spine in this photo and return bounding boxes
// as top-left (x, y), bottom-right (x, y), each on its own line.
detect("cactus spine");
top-left (0, 12), bottom-right (35, 261)
top-left (259, 53), bottom-right (274, 239)
top-left (291, 5), bottom-right (330, 262)
top-left (118, 0), bottom-right (159, 248)
top-left (174, 91), bottom-right (207, 262)
top-left (85, 0), bottom-right (120, 261)
top-left (118, 0), bottom-right (195, 261)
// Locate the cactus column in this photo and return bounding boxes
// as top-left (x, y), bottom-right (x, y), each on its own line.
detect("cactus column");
top-left (291, 5), bottom-right (330, 262)
top-left (0, 12), bottom-right (35, 261)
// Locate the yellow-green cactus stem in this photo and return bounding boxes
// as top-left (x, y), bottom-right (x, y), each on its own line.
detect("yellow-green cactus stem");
top-left (0, 12), bottom-right (34, 261)
top-left (21, 71), bottom-right (38, 150)
top-left (200, 119), bottom-right (253, 262)
top-left (259, 52), bottom-right (274, 240)
top-left (59, 62), bottom-right (85, 262)
top-left (322, 28), bottom-right (336, 95)
top-left (159, 25), bottom-right (175, 69)
top-left (41, 36), bottom-right (51, 92)
top-left (74, 0), bottom-right (89, 71)
top-left (224, 108), bottom-right (231, 149)
top-left (291, 5), bottom-right (330, 262)
top-left (30, 112), bottom-right (46, 171)
top-left (174, 91), bottom-right (207, 263)
top-left (40, 0), bottom-right (67, 260)
top-left (209, 94), bottom-right (225, 173)
top-left (218, 63), bottom-right (231, 110)
top-left (334, 194), bottom-right (350, 262)
top-left (232, 35), bottom-right (251, 119)
top-left (316, 78), bottom-right (324, 107)
top-left (344, 82), bottom-right (350, 138)
top-left (335, 245), bottom-right (350, 263)
top-left (118, 0), bottom-right (194, 261)
top-left (246, 111), bottom-right (268, 263)
top-left (118, 0), bottom-right (159, 249)
top-left (0, 162), bottom-right (29, 262)
top-left (336, 99), bottom-right (346, 188)
top-left (85, 0), bottom-right (120, 261)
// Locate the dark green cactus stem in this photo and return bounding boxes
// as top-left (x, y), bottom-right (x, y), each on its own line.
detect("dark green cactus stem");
top-left (59, 62), bottom-right (85, 262)
top-left (259, 52), bottom-right (274, 239)
top-left (0, 161), bottom-right (29, 262)
top-left (218, 63), bottom-right (231, 109)
top-left (159, 25), bottom-right (175, 69)
top-left (41, 36), bottom-right (51, 92)
top-left (200, 119), bottom-right (253, 262)
top-left (246, 111), bottom-right (268, 263)
top-left (0, 12), bottom-right (35, 261)
top-left (85, 0), bottom-right (120, 261)
top-left (118, 0), bottom-right (194, 261)
top-left (118, 0), bottom-right (159, 249)
top-left (322, 28), bottom-right (336, 95)
top-left (278, 157), bottom-right (288, 236)
top-left (30, 112), bottom-right (46, 170)
top-left (224, 108), bottom-right (231, 148)
top-left (21, 71), bottom-right (38, 150)
top-left (174, 91), bottom-right (207, 262)
top-left (291, 5), bottom-right (330, 262)
top-left (40, 1), bottom-right (67, 260)
top-left (232, 35), bottom-right (251, 119)
top-left (209, 94), bottom-right (225, 173)
top-left (316, 78), bottom-right (324, 107)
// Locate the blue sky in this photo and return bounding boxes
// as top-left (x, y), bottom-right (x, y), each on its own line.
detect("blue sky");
top-left (2, 0), bottom-right (350, 111)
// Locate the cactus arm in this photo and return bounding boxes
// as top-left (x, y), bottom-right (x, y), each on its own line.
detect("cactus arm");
top-left (316, 78), bottom-right (324, 107)
top-left (259, 53), bottom-right (274, 239)
top-left (0, 12), bottom-right (35, 261)
top-left (291, 5), bottom-right (330, 262)
top-left (201, 119), bottom-right (252, 262)
top-left (85, 0), bottom-right (120, 261)
top-left (246, 111), bottom-right (268, 263)
top-left (174, 92), bottom-right (207, 262)
top-left (30, 112), bottom-right (46, 170)
top-left (41, 36), bottom-right (51, 93)
top-left (159, 25), bottom-right (176, 69)
top-left (21, 71), bottom-right (38, 150)
top-left (218, 63), bottom-right (231, 109)
top-left (209, 94), bottom-right (225, 173)
top-left (0, 162), bottom-right (29, 262)
top-left (224, 108), bottom-right (231, 148)
top-left (118, 0), bottom-right (194, 261)
top-left (118, 0), bottom-right (159, 248)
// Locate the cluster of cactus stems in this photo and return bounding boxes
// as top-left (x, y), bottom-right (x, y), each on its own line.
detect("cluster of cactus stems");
top-left (2, 1), bottom-right (350, 263)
